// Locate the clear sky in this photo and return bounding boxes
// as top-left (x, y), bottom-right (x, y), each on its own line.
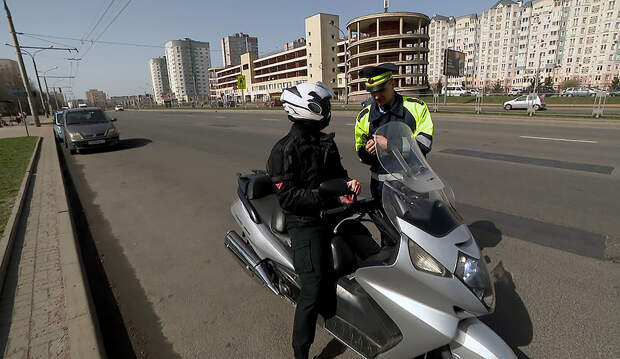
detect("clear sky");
top-left (1, 0), bottom-right (495, 98)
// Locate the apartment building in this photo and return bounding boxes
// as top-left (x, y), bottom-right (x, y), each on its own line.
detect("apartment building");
top-left (221, 33), bottom-right (259, 66)
top-left (429, 0), bottom-right (620, 90)
top-left (214, 13), bottom-right (341, 102)
top-left (85, 89), bottom-right (107, 108)
top-left (559, 0), bottom-right (620, 86)
top-left (164, 38), bottom-right (211, 102)
top-left (429, 14), bottom-right (479, 87)
top-left (149, 57), bottom-right (171, 104)
top-left (0, 59), bottom-right (19, 84)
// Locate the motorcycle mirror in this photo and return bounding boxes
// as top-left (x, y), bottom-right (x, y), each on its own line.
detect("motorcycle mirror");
top-left (319, 178), bottom-right (349, 197)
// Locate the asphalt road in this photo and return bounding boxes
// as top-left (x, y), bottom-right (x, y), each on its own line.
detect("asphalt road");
top-left (61, 110), bottom-right (620, 358)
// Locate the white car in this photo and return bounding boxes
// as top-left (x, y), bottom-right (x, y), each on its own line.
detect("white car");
top-left (441, 86), bottom-right (469, 96)
top-left (562, 87), bottom-right (596, 97)
top-left (503, 94), bottom-right (546, 110)
top-left (114, 104), bottom-right (124, 111)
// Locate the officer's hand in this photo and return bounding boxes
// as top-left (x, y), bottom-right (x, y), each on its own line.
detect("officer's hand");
top-left (365, 139), bottom-right (376, 155)
top-left (374, 135), bottom-right (388, 151)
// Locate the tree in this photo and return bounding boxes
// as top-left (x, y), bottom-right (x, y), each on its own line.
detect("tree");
top-left (544, 76), bottom-right (553, 87)
top-left (433, 80), bottom-right (443, 93)
top-left (611, 76), bottom-right (619, 90)
top-left (492, 80), bottom-right (503, 94)
top-left (559, 79), bottom-right (580, 90)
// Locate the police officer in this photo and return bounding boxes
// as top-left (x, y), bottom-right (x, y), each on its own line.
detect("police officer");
top-left (268, 82), bottom-right (379, 359)
top-left (354, 63), bottom-right (434, 210)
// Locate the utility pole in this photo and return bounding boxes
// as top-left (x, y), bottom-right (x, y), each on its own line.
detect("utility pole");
top-left (52, 88), bottom-right (60, 109)
top-left (40, 66), bottom-right (58, 114)
top-left (3, 0), bottom-right (40, 126)
top-left (29, 57), bottom-right (47, 117)
top-left (43, 76), bottom-right (52, 112)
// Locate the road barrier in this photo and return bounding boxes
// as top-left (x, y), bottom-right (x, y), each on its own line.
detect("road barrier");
top-left (592, 92), bottom-right (607, 118)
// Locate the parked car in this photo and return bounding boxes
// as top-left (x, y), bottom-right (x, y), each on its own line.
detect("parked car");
top-left (561, 87), bottom-right (596, 97)
top-left (53, 110), bottom-right (66, 143)
top-left (503, 94), bottom-right (546, 111)
top-left (265, 98), bottom-right (282, 107)
top-left (78, 103), bottom-right (88, 108)
top-left (460, 89), bottom-right (481, 96)
top-left (507, 87), bottom-right (530, 96)
top-left (441, 86), bottom-right (469, 96)
top-left (226, 100), bottom-right (237, 108)
top-left (536, 86), bottom-right (556, 95)
top-left (62, 107), bottom-right (119, 155)
top-left (609, 87), bottom-right (620, 97)
top-left (114, 104), bottom-right (124, 111)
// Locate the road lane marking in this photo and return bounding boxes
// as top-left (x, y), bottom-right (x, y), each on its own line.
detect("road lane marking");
top-left (215, 116), bottom-right (227, 119)
top-left (345, 123), bottom-right (355, 126)
top-left (261, 118), bottom-right (280, 121)
top-left (519, 136), bottom-right (598, 144)
top-left (439, 148), bottom-right (614, 174)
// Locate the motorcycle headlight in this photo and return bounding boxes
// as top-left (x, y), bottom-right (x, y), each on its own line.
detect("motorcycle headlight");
top-left (106, 127), bottom-right (117, 136)
top-left (69, 132), bottom-right (83, 140)
top-left (408, 238), bottom-right (451, 277)
top-left (455, 252), bottom-right (495, 309)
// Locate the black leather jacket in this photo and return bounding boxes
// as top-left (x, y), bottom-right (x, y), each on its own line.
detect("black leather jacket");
top-left (267, 122), bottom-right (348, 219)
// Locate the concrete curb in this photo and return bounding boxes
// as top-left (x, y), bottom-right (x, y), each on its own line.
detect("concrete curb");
top-left (53, 138), bottom-right (106, 358)
top-left (0, 136), bottom-right (41, 292)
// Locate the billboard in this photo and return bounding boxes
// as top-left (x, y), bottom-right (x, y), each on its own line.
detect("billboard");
top-left (443, 49), bottom-right (466, 77)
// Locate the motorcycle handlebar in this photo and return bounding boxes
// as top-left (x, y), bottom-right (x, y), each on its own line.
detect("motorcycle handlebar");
top-left (320, 198), bottom-right (377, 219)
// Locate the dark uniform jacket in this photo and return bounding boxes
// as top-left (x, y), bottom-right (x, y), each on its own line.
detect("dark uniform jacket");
top-left (267, 122), bottom-right (349, 220)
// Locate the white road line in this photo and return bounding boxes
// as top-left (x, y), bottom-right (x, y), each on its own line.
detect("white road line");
top-left (215, 116), bottom-right (227, 119)
top-left (261, 118), bottom-right (280, 121)
top-left (519, 136), bottom-right (598, 144)
top-left (345, 123), bottom-right (355, 126)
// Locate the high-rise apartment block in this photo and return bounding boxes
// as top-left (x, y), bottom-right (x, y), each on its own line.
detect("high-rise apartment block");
top-left (85, 89), bottom-right (107, 107)
top-left (149, 57), bottom-right (171, 104)
top-left (221, 33), bottom-right (259, 66)
top-left (0, 59), bottom-right (19, 84)
top-left (429, 0), bottom-right (620, 90)
top-left (165, 38), bottom-right (211, 102)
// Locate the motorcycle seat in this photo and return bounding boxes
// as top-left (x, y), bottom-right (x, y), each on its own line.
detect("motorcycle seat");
top-left (271, 205), bottom-right (287, 234)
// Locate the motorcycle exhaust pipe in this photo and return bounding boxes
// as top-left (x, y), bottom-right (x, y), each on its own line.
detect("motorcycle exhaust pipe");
top-left (225, 230), bottom-right (279, 295)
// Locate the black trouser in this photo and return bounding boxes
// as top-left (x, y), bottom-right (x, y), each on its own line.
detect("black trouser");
top-left (370, 177), bottom-right (395, 247)
top-left (287, 218), bottom-right (379, 359)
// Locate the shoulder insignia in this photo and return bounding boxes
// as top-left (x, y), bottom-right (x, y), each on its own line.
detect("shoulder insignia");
top-left (406, 97), bottom-right (425, 106)
top-left (357, 107), bottom-right (370, 121)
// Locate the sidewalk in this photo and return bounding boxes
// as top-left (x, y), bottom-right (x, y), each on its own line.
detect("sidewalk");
top-left (0, 128), bottom-right (103, 358)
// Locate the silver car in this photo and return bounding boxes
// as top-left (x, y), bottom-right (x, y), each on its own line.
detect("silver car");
top-left (503, 94), bottom-right (546, 110)
top-left (61, 107), bottom-right (119, 154)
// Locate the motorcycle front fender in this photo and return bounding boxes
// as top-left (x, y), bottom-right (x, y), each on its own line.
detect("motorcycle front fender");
top-left (449, 318), bottom-right (517, 359)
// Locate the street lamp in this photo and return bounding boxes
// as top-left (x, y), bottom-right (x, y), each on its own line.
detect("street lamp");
top-left (330, 23), bottom-right (349, 105)
top-left (41, 66), bottom-right (58, 114)
top-left (4, 43), bottom-right (77, 118)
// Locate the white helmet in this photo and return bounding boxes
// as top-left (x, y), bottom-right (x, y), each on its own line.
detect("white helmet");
top-left (281, 82), bottom-right (333, 127)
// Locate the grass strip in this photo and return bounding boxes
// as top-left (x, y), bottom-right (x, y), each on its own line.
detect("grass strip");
top-left (0, 136), bottom-right (38, 238)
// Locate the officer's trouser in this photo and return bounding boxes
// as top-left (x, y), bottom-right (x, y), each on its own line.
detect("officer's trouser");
top-left (370, 178), bottom-right (395, 247)
top-left (287, 218), bottom-right (379, 359)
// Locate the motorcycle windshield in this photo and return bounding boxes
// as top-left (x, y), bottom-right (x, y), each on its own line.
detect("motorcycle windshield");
top-left (375, 122), bottom-right (461, 237)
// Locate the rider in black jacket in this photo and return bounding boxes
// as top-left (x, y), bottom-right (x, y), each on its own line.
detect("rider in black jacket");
top-left (267, 82), bottom-right (379, 359)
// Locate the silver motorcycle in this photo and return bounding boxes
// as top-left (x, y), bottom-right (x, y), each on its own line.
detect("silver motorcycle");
top-left (225, 121), bottom-right (516, 358)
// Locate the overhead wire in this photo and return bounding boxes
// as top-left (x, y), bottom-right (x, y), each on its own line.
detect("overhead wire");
top-left (19, 33), bottom-right (165, 49)
top-left (82, 0), bottom-right (117, 43)
top-left (82, 0), bottom-right (134, 58)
